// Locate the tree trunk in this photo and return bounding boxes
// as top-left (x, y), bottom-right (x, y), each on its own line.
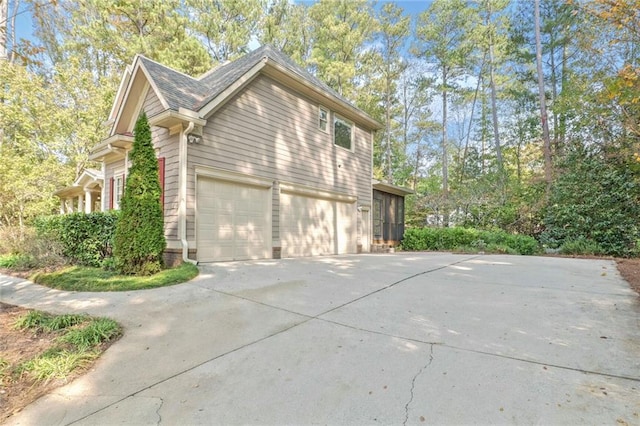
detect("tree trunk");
top-left (0, 0), bottom-right (7, 150)
top-left (485, 5), bottom-right (503, 183)
top-left (0, 0), bottom-right (7, 61)
top-left (9, 0), bottom-right (17, 63)
top-left (558, 40), bottom-right (568, 151)
top-left (412, 144), bottom-right (422, 191)
top-left (488, 39), bottom-right (503, 180)
top-left (461, 56), bottom-right (485, 185)
top-left (549, 38), bottom-right (559, 157)
top-left (441, 67), bottom-right (449, 227)
top-left (386, 67), bottom-right (392, 183)
top-left (534, 0), bottom-right (552, 186)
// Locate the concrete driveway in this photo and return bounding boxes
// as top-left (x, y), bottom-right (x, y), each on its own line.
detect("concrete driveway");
top-left (1, 253), bottom-right (639, 425)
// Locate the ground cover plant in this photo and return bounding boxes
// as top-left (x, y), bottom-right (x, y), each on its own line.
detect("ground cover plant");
top-left (0, 304), bottom-right (122, 421)
top-left (30, 262), bottom-right (199, 292)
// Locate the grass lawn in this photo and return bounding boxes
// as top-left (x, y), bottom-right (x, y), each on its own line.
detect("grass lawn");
top-left (30, 263), bottom-right (199, 292)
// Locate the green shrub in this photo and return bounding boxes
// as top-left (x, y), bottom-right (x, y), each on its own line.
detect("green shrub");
top-left (0, 225), bottom-right (65, 270)
top-left (401, 227), bottom-right (540, 255)
top-left (541, 149), bottom-right (640, 257)
top-left (0, 253), bottom-right (37, 269)
top-left (113, 112), bottom-right (165, 275)
top-left (560, 238), bottom-right (606, 256)
top-left (34, 211), bottom-right (119, 267)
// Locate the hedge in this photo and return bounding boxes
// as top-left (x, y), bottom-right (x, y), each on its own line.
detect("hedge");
top-left (401, 227), bottom-right (540, 255)
top-left (34, 211), bottom-right (119, 267)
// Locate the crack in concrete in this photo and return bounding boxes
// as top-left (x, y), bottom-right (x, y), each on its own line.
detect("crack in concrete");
top-left (403, 344), bottom-right (434, 426)
top-left (155, 396), bottom-right (164, 425)
top-left (322, 317), bottom-right (640, 383)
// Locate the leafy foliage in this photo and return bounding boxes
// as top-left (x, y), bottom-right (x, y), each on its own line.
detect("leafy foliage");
top-left (113, 113), bottom-right (166, 275)
top-left (401, 226), bottom-right (539, 255)
top-left (34, 212), bottom-right (119, 267)
top-left (541, 149), bottom-right (640, 257)
top-left (559, 238), bottom-right (606, 256)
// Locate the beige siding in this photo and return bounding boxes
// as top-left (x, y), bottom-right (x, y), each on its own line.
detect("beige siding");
top-left (143, 88), bottom-right (164, 117)
top-left (187, 75), bottom-right (372, 244)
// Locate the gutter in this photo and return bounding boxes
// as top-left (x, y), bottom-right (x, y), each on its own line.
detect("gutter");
top-left (179, 121), bottom-right (198, 265)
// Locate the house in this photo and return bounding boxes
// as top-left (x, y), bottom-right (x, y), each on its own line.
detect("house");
top-left (57, 45), bottom-right (412, 264)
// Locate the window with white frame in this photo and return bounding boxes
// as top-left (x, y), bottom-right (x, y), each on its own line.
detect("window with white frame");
top-left (318, 106), bottom-right (329, 132)
top-left (114, 172), bottom-right (124, 209)
top-left (334, 115), bottom-right (353, 150)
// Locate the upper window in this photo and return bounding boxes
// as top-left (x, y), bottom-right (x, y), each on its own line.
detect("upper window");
top-left (334, 115), bottom-right (353, 150)
top-left (318, 106), bottom-right (328, 132)
top-left (114, 174), bottom-right (124, 209)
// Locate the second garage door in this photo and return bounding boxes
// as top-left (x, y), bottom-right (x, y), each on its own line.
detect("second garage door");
top-left (196, 177), bottom-right (271, 262)
top-left (280, 192), bottom-right (356, 258)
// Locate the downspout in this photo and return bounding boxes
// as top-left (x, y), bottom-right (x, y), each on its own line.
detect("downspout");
top-left (179, 121), bottom-right (198, 265)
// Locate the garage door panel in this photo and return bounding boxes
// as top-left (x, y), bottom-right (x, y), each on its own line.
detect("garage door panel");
top-left (280, 193), bottom-right (356, 258)
top-left (197, 178), bottom-right (271, 262)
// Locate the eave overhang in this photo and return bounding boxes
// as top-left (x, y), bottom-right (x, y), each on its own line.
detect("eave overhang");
top-left (88, 134), bottom-right (134, 162)
top-left (149, 108), bottom-right (206, 129)
top-left (372, 180), bottom-right (415, 197)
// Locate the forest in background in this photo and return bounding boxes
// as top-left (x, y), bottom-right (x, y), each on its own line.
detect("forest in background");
top-left (0, 0), bottom-right (639, 256)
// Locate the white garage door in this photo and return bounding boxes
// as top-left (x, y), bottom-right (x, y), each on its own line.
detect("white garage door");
top-left (280, 192), bottom-right (356, 258)
top-left (197, 177), bottom-right (271, 262)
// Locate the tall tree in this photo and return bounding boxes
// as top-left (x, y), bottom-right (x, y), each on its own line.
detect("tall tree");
top-left (308, 0), bottom-right (376, 100)
top-left (414, 0), bottom-right (475, 225)
top-left (473, 0), bottom-right (510, 182)
top-left (534, 0), bottom-right (553, 186)
top-left (0, 60), bottom-right (73, 227)
top-left (375, 2), bottom-right (410, 183)
top-left (259, 0), bottom-right (312, 66)
top-left (32, 0), bottom-right (211, 78)
top-left (186, 0), bottom-right (262, 63)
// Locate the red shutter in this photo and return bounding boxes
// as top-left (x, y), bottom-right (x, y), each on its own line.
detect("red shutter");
top-left (109, 177), bottom-right (114, 210)
top-left (158, 157), bottom-right (165, 211)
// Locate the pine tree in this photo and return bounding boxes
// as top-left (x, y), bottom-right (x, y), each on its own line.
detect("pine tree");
top-left (113, 112), bottom-right (165, 275)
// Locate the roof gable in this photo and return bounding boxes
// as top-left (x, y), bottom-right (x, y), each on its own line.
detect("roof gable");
top-left (111, 45), bottom-right (381, 132)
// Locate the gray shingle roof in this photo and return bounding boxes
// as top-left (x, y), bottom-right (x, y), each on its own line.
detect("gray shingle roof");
top-left (138, 45), bottom-right (358, 114)
top-left (137, 56), bottom-right (206, 111)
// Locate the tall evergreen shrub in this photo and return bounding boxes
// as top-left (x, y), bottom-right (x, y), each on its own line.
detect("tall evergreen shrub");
top-left (113, 112), bottom-right (166, 275)
top-left (541, 149), bottom-right (640, 257)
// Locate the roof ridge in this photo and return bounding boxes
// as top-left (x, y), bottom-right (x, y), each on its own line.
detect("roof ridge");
top-left (136, 54), bottom-right (200, 81)
top-left (196, 61), bottom-right (230, 81)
